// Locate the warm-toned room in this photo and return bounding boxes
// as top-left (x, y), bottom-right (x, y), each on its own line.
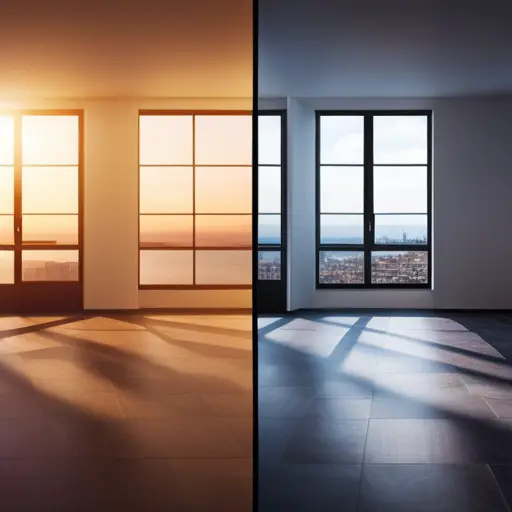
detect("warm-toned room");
top-left (0, 0), bottom-right (252, 510)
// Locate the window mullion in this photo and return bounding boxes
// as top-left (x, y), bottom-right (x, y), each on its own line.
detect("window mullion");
top-left (363, 115), bottom-right (373, 287)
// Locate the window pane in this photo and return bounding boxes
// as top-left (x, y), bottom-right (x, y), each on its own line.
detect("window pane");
top-left (258, 166), bottom-right (281, 214)
top-left (139, 115), bottom-right (193, 165)
top-left (258, 115), bottom-right (281, 165)
top-left (22, 250), bottom-right (79, 281)
top-left (22, 167), bottom-right (78, 214)
top-left (195, 250), bottom-right (251, 285)
top-left (258, 215), bottom-right (280, 244)
top-left (195, 167), bottom-right (251, 214)
top-left (22, 116), bottom-right (79, 165)
top-left (22, 215), bottom-right (78, 245)
top-left (0, 116), bottom-right (14, 165)
top-left (320, 116), bottom-right (364, 165)
top-left (258, 251), bottom-right (281, 280)
top-left (375, 215), bottom-right (428, 244)
top-left (374, 166), bottom-right (427, 213)
top-left (140, 250), bottom-right (193, 285)
top-left (195, 115), bottom-right (252, 165)
top-left (319, 251), bottom-right (364, 284)
top-left (372, 251), bottom-right (428, 284)
top-left (140, 215), bottom-right (193, 248)
top-left (320, 166), bottom-right (364, 213)
top-left (0, 167), bottom-right (14, 214)
top-left (320, 215), bottom-right (363, 244)
top-left (0, 251), bottom-right (14, 283)
top-left (0, 216), bottom-right (14, 245)
top-left (140, 167), bottom-right (193, 214)
top-left (196, 215), bottom-right (251, 248)
top-left (374, 116), bottom-right (428, 164)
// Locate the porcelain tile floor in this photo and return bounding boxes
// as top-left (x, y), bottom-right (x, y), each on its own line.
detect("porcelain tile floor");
top-left (0, 314), bottom-right (252, 511)
top-left (258, 312), bottom-right (512, 511)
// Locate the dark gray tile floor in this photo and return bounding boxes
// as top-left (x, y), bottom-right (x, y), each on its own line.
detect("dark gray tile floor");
top-left (258, 312), bottom-right (512, 511)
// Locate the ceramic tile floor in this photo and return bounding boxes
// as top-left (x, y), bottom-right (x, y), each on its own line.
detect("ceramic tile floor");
top-left (258, 312), bottom-right (512, 511)
top-left (0, 314), bottom-right (252, 511)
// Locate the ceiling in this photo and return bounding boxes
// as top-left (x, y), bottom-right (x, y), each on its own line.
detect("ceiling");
top-left (0, 0), bottom-right (252, 99)
top-left (258, 0), bottom-right (512, 98)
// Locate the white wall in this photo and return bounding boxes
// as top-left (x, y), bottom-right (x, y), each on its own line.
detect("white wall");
top-left (285, 96), bottom-right (512, 310)
top-left (1, 97), bottom-right (252, 310)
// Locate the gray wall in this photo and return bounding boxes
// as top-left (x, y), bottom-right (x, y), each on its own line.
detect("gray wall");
top-left (259, 0), bottom-right (512, 98)
top-left (263, 97), bottom-right (512, 310)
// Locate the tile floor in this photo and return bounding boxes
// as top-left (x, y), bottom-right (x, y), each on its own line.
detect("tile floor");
top-left (0, 314), bottom-right (252, 511)
top-left (258, 312), bottom-right (512, 511)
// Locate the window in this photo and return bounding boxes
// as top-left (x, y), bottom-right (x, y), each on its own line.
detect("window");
top-left (258, 112), bottom-right (285, 281)
top-left (139, 111), bottom-right (252, 288)
top-left (316, 111), bottom-right (432, 288)
top-left (0, 112), bottom-right (81, 284)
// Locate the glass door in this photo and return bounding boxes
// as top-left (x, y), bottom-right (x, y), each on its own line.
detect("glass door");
top-left (0, 111), bottom-right (83, 313)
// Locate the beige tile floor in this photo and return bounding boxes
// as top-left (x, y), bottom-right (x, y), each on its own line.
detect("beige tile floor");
top-left (0, 314), bottom-right (253, 511)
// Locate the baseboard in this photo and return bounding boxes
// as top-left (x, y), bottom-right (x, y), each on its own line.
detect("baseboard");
top-left (85, 308), bottom-right (253, 316)
top-left (292, 308), bottom-right (512, 315)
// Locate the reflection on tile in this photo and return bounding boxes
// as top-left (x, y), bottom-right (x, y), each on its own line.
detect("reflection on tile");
top-left (373, 373), bottom-right (468, 398)
top-left (370, 394), bottom-right (495, 420)
top-left (289, 317), bottom-right (359, 332)
top-left (266, 328), bottom-right (346, 358)
top-left (387, 317), bottom-right (468, 332)
top-left (365, 419), bottom-right (471, 464)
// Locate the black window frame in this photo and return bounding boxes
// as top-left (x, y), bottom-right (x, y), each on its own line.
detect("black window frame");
top-left (257, 109), bottom-right (287, 283)
top-left (315, 110), bottom-right (433, 290)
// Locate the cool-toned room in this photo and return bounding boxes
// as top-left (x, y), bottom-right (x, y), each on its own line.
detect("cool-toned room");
top-left (257, 0), bottom-right (512, 510)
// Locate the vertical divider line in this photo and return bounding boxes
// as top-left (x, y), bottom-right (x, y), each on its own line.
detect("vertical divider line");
top-left (363, 115), bottom-right (373, 286)
top-left (192, 115), bottom-right (196, 286)
top-left (14, 112), bottom-right (22, 284)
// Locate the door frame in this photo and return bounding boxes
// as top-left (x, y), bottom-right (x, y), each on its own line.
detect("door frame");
top-left (257, 109), bottom-right (287, 314)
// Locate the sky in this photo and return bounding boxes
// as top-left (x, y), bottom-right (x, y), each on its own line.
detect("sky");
top-left (0, 114), bottom-right (80, 283)
top-left (319, 115), bottom-right (429, 241)
top-left (139, 114), bottom-right (253, 285)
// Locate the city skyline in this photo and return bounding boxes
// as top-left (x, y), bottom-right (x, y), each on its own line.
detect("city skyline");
top-left (319, 250), bottom-right (428, 285)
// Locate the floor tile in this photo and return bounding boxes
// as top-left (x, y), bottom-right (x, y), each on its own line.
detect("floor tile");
top-left (259, 418), bottom-right (300, 464)
top-left (259, 386), bottom-right (315, 418)
top-left (259, 464), bottom-right (361, 512)
top-left (485, 397), bottom-right (512, 418)
top-left (315, 374), bottom-right (374, 399)
top-left (280, 419), bottom-right (368, 464)
top-left (201, 393), bottom-right (253, 418)
top-left (489, 465), bottom-right (512, 511)
top-left (364, 419), bottom-right (471, 464)
top-left (359, 464), bottom-right (508, 511)
top-left (307, 398), bottom-right (372, 420)
top-left (370, 393), bottom-right (495, 420)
